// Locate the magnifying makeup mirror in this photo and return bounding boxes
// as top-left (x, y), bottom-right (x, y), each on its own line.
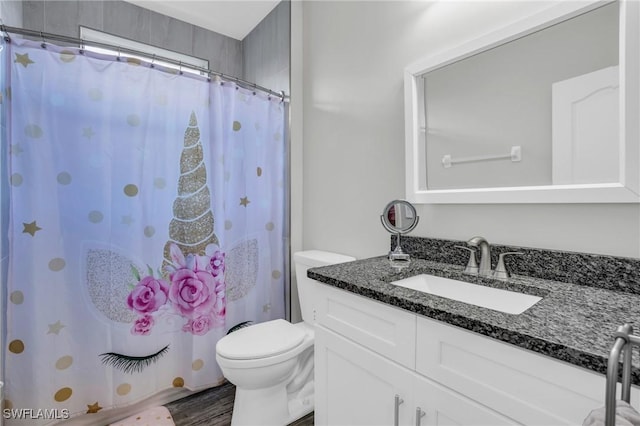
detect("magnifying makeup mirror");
top-left (380, 200), bottom-right (419, 262)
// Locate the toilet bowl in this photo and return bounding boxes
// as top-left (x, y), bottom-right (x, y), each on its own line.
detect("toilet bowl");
top-left (215, 250), bottom-right (355, 426)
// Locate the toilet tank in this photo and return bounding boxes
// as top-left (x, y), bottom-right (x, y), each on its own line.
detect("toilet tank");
top-left (293, 250), bottom-right (355, 323)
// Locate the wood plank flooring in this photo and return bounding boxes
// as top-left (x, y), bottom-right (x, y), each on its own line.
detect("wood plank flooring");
top-left (165, 382), bottom-right (314, 426)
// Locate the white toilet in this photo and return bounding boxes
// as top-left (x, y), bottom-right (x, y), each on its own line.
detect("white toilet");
top-left (215, 250), bottom-right (355, 426)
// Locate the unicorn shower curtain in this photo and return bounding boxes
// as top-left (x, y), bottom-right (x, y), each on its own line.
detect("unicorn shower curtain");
top-left (2, 38), bottom-right (286, 424)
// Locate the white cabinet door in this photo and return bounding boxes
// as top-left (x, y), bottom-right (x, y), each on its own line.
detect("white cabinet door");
top-left (315, 325), bottom-right (415, 426)
top-left (315, 281), bottom-right (416, 369)
top-left (413, 374), bottom-right (519, 426)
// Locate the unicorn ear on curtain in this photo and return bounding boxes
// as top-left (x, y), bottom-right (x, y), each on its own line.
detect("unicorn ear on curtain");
top-left (83, 111), bottom-right (259, 337)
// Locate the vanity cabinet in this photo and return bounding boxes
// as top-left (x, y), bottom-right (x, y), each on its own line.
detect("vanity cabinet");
top-left (315, 326), bottom-right (416, 425)
top-left (315, 326), bottom-right (513, 426)
top-left (313, 281), bottom-right (630, 425)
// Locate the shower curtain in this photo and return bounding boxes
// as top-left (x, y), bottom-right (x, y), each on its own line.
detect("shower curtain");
top-left (1, 37), bottom-right (286, 424)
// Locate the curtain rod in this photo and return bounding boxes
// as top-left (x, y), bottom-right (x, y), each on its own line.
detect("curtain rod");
top-left (0, 25), bottom-right (289, 102)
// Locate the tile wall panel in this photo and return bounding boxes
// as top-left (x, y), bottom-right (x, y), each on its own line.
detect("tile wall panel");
top-left (22, 0), bottom-right (243, 77)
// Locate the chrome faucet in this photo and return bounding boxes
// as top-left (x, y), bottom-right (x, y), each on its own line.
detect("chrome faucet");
top-left (467, 236), bottom-right (492, 277)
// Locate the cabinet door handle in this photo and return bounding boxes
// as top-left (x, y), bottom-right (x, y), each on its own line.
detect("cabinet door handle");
top-left (394, 394), bottom-right (404, 426)
top-left (415, 407), bottom-right (426, 426)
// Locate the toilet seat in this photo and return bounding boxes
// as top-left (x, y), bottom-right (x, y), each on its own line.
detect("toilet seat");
top-left (217, 319), bottom-right (307, 360)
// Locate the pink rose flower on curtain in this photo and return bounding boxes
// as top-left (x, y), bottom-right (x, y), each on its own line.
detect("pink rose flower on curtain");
top-left (127, 276), bottom-right (169, 314)
top-left (169, 268), bottom-right (219, 318)
top-left (209, 250), bottom-right (225, 277)
top-left (127, 243), bottom-right (226, 335)
top-left (182, 310), bottom-right (225, 335)
top-left (131, 314), bottom-right (154, 335)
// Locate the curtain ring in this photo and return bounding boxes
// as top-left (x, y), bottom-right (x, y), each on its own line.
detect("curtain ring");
top-left (150, 54), bottom-right (156, 68)
top-left (178, 61), bottom-right (183, 75)
top-left (1, 23), bottom-right (10, 43)
top-left (116, 46), bottom-right (121, 61)
top-left (280, 91), bottom-right (286, 103)
top-left (40, 31), bottom-right (46, 49)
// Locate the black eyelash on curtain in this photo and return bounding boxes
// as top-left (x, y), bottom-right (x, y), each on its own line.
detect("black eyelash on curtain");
top-left (227, 321), bottom-right (254, 335)
top-left (99, 345), bottom-right (170, 374)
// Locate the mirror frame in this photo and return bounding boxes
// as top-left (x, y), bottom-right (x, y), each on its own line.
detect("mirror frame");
top-left (404, 0), bottom-right (640, 204)
top-left (380, 199), bottom-right (419, 235)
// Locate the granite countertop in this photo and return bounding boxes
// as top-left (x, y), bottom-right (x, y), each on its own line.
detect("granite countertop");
top-left (308, 255), bottom-right (640, 383)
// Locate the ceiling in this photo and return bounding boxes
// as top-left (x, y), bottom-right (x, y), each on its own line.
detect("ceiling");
top-left (123, 0), bottom-right (281, 40)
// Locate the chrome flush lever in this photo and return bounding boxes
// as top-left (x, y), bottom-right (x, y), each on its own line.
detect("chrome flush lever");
top-left (394, 394), bottom-right (404, 426)
top-left (455, 245), bottom-right (478, 274)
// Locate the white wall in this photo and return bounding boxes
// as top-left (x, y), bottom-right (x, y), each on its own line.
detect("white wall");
top-left (295, 0), bottom-right (640, 262)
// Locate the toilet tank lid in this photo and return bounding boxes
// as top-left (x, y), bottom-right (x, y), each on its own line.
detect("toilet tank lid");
top-left (293, 250), bottom-right (355, 268)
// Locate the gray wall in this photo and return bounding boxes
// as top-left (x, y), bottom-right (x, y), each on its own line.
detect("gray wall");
top-left (296, 1), bottom-right (640, 261)
top-left (22, 0), bottom-right (242, 77)
top-left (0, 0), bottom-right (22, 27)
top-left (243, 1), bottom-right (290, 95)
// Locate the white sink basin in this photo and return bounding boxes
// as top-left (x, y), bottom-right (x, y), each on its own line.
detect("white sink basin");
top-left (391, 274), bottom-right (541, 314)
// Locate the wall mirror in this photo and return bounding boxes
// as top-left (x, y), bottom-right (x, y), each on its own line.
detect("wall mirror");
top-left (404, 0), bottom-right (640, 203)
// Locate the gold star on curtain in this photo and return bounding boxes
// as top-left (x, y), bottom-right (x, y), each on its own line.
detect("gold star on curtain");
top-left (82, 127), bottom-right (95, 139)
top-left (23, 221), bottom-right (42, 236)
top-left (240, 196), bottom-right (250, 207)
top-left (121, 215), bottom-right (134, 225)
top-left (15, 53), bottom-right (35, 68)
top-left (10, 144), bottom-right (23, 155)
top-left (86, 402), bottom-right (102, 414)
top-left (47, 320), bottom-right (65, 335)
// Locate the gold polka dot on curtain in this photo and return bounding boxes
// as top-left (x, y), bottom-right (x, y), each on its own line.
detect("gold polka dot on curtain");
top-left (54, 387), bottom-right (72, 402)
top-left (124, 184), bottom-right (139, 197)
top-left (9, 291), bottom-right (23, 304)
top-left (55, 355), bottom-right (73, 370)
top-left (116, 383), bottom-right (132, 396)
top-left (144, 226), bottom-right (155, 237)
top-left (8, 340), bottom-right (24, 354)
top-left (59, 50), bottom-right (76, 63)
top-left (57, 172), bottom-right (72, 185)
top-left (48, 258), bottom-right (66, 271)
top-left (88, 211), bottom-right (104, 223)
top-left (154, 178), bottom-right (166, 189)
top-left (192, 359), bottom-right (204, 371)
top-left (10, 173), bottom-right (22, 186)
top-left (127, 114), bottom-right (141, 126)
top-left (88, 88), bottom-right (102, 101)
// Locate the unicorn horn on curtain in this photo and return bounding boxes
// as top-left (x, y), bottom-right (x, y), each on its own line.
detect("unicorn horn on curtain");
top-left (163, 111), bottom-right (219, 264)
top-left (153, 111), bottom-right (227, 335)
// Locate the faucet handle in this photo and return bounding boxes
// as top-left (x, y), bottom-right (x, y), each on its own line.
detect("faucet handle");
top-left (493, 252), bottom-right (524, 280)
top-left (454, 245), bottom-right (478, 274)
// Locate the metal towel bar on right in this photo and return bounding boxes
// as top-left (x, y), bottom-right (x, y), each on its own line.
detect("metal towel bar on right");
top-left (605, 324), bottom-right (640, 426)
